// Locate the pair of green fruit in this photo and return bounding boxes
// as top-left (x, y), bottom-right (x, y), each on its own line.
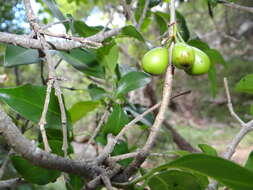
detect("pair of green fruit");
top-left (141, 43), bottom-right (211, 75)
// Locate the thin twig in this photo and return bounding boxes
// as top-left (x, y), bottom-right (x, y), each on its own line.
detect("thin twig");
top-left (0, 150), bottom-right (13, 179)
top-left (224, 78), bottom-right (245, 126)
top-left (123, 0), bottom-right (176, 178)
top-left (110, 152), bottom-right (176, 162)
top-left (95, 90), bottom-right (190, 164)
top-left (88, 110), bottom-right (109, 145)
top-left (218, 0), bottom-right (253, 14)
top-left (38, 79), bottom-right (54, 152)
top-left (42, 18), bottom-right (71, 30)
top-left (54, 81), bottom-right (68, 157)
top-left (23, 0), bottom-right (69, 155)
top-left (207, 78), bottom-right (253, 190)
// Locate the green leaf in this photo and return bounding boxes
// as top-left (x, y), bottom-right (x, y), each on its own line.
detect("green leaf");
top-left (58, 48), bottom-right (105, 78)
top-left (97, 42), bottom-right (119, 74)
top-left (39, 140), bottom-right (73, 156)
top-left (112, 140), bottom-right (133, 167)
top-left (250, 104), bottom-right (253, 116)
top-left (11, 156), bottom-right (60, 185)
top-left (101, 104), bottom-right (129, 136)
top-left (208, 63), bottom-right (217, 97)
top-left (88, 84), bottom-right (108, 101)
top-left (154, 11), bottom-right (190, 41)
top-left (198, 144), bottom-right (218, 156)
top-left (148, 170), bottom-right (204, 190)
top-left (152, 154), bottom-right (253, 190)
top-left (120, 25), bottom-right (145, 42)
top-left (135, 0), bottom-right (146, 23)
top-left (116, 71), bottom-right (151, 97)
top-left (73, 20), bottom-right (102, 37)
top-left (235, 74), bottom-right (253, 94)
top-left (176, 11), bottom-right (190, 42)
top-left (66, 174), bottom-right (85, 190)
top-left (69, 101), bottom-right (100, 123)
top-left (42, 0), bottom-right (70, 31)
top-left (188, 39), bottom-right (210, 51)
top-left (149, 0), bottom-right (161, 8)
top-left (153, 12), bottom-right (168, 35)
top-left (205, 49), bottom-right (227, 67)
top-left (4, 45), bottom-right (41, 67)
top-left (0, 84), bottom-right (69, 131)
top-left (245, 151), bottom-right (253, 172)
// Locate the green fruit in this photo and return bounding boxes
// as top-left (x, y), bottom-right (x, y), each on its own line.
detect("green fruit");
top-left (172, 42), bottom-right (195, 69)
top-left (141, 47), bottom-right (169, 75)
top-left (185, 47), bottom-right (211, 75)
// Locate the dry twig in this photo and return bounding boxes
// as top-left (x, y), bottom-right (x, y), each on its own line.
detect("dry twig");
top-left (207, 78), bottom-right (253, 190)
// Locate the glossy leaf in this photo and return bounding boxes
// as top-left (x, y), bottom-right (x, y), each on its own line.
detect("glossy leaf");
top-left (4, 45), bottom-right (41, 67)
top-left (176, 11), bottom-right (190, 42)
top-left (148, 170), bottom-right (204, 190)
top-left (88, 84), bottom-right (108, 100)
top-left (198, 144), bottom-right (218, 156)
top-left (116, 71), bottom-right (151, 97)
top-left (208, 63), bottom-right (217, 97)
top-left (73, 20), bottom-right (102, 37)
top-left (154, 12), bottom-right (168, 35)
top-left (149, 0), bottom-right (161, 8)
top-left (120, 25), bottom-right (145, 42)
top-left (245, 151), bottom-right (253, 172)
top-left (188, 39), bottom-right (210, 51)
top-left (235, 73), bottom-right (253, 94)
top-left (38, 140), bottom-right (72, 156)
top-left (58, 48), bottom-right (105, 78)
top-left (0, 84), bottom-right (68, 130)
top-left (42, 0), bottom-right (69, 31)
top-left (158, 154), bottom-right (253, 190)
top-left (11, 156), bottom-right (60, 185)
top-left (69, 101), bottom-right (100, 123)
top-left (101, 104), bottom-right (129, 136)
top-left (205, 49), bottom-right (227, 67)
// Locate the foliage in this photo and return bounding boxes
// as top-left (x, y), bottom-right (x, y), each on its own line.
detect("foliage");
top-left (0, 0), bottom-right (253, 190)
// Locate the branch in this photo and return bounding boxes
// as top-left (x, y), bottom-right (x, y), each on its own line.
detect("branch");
top-left (122, 0), bottom-right (176, 178)
top-left (0, 178), bottom-right (26, 189)
top-left (0, 27), bottom-right (121, 51)
top-left (0, 106), bottom-right (103, 179)
top-left (218, 0), bottom-right (253, 14)
top-left (224, 78), bottom-right (245, 126)
top-left (207, 78), bottom-right (253, 190)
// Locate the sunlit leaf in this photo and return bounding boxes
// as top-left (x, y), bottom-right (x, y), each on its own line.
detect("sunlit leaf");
top-left (116, 71), bottom-right (151, 97)
top-left (235, 73), bottom-right (253, 94)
